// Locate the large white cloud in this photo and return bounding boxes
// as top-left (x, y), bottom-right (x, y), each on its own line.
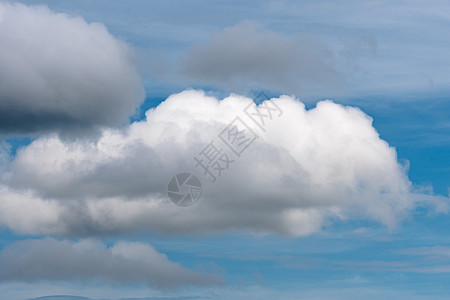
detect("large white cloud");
top-left (0, 2), bottom-right (144, 134)
top-left (0, 90), bottom-right (431, 237)
top-left (0, 238), bottom-right (221, 288)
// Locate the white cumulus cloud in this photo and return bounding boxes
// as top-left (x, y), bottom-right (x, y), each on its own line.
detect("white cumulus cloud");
top-left (0, 90), bottom-right (432, 237)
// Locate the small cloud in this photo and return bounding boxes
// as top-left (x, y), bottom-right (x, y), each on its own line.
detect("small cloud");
top-left (0, 238), bottom-right (222, 289)
top-left (29, 296), bottom-right (91, 300)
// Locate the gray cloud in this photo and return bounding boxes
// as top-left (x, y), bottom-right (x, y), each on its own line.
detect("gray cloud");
top-left (30, 296), bottom-right (90, 300)
top-left (0, 238), bottom-right (222, 288)
top-left (0, 3), bottom-right (144, 134)
top-left (14, 0), bottom-right (450, 100)
top-left (181, 22), bottom-right (344, 97)
top-left (29, 297), bottom-right (200, 300)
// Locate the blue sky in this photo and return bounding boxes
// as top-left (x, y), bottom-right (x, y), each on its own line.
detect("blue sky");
top-left (0, 1), bottom-right (449, 299)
